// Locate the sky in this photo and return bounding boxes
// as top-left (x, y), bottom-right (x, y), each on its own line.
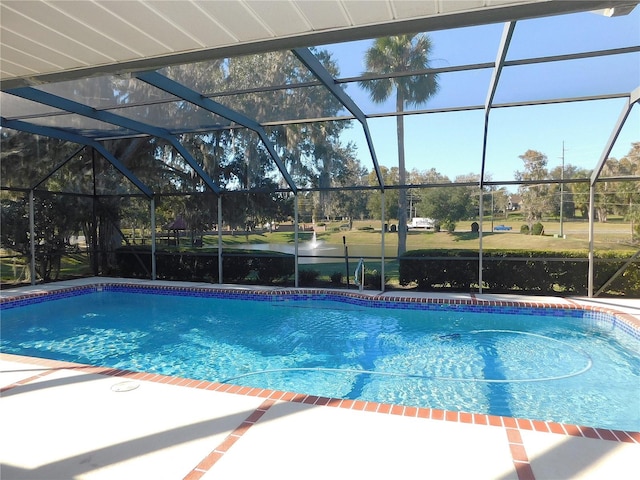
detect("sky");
top-left (319, 9), bottom-right (639, 183)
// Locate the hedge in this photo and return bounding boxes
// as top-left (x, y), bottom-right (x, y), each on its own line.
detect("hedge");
top-left (115, 246), bottom-right (294, 285)
top-left (399, 249), bottom-right (640, 296)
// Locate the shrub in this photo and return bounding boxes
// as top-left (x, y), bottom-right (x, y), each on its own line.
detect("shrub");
top-left (364, 269), bottom-right (381, 288)
top-left (222, 252), bottom-right (253, 282)
top-left (520, 224), bottom-right (530, 234)
top-left (115, 246), bottom-right (151, 278)
top-left (471, 222), bottom-right (479, 233)
top-left (299, 269), bottom-right (320, 286)
top-left (399, 249), bottom-right (640, 296)
top-left (399, 250), bottom-right (477, 290)
top-left (532, 222), bottom-right (544, 235)
top-left (443, 220), bottom-right (456, 233)
top-left (253, 253), bottom-right (294, 283)
top-left (116, 246), bottom-right (218, 282)
top-left (330, 271), bottom-right (343, 285)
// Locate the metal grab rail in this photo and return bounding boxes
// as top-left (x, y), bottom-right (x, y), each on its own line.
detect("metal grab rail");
top-left (354, 257), bottom-right (365, 292)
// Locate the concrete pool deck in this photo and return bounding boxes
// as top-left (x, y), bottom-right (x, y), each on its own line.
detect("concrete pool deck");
top-left (1, 278), bottom-right (639, 479)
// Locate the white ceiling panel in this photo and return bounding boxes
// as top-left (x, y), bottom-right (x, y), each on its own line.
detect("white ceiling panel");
top-left (1, 2), bottom-right (118, 64)
top-left (0, 56), bottom-right (39, 79)
top-left (196, 1), bottom-right (272, 43)
top-left (295, 0), bottom-right (351, 31)
top-left (97, 1), bottom-right (200, 52)
top-left (145, 1), bottom-right (237, 47)
top-left (0, 0), bottom-right (631, 88)
top-left (0, 45), bottom-right (60, 77)
top-left (46, 1), bottom-right (143, 57)
top-left (342, 0), bottom-right (394, 26)
top-left (0, 30), bottom-right (72, 70)
top-left (392, 1), bottom-right (439, 19)
top-left (245, 0), bottom-right (311, 37)
top-left (487, 0), bottom-right (536, 7)
top-left (440, 1), bottom-right (489, 15)
top-left (0, 7), bottom-right (87, 71)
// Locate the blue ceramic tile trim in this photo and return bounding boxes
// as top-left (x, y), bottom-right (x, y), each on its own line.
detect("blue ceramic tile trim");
top-left (2, 283), bottom-right (638, 342)
top-left (0, 287), bottom-right (94, 310)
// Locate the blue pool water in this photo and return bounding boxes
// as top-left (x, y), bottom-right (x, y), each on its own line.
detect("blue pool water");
top-left (2, 288), bottom-right (639, 431)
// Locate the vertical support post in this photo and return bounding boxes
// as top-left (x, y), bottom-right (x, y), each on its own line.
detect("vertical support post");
top-left (218, 196), bottom-right (223, 284)
top-left (28, 190), bottom-right (36, 285)
top-left (588, 184), bottom-right (595, 297)
top-left (294, 194), bottom-right (299, 288)
top-left (91, 149), bottom-right (99, 276)
top-left (560, 141), bottom-right (565, 238)
top-left (381, 190), bottom-right (386, 292)
top-left (150, 197), bottom-right (157, 280)
top-left (343, 236), bottom-right (350, 289)
top-left (491, 191), bottom-right (494, 232)
top-left (479, 188), bottom-right (484, 294)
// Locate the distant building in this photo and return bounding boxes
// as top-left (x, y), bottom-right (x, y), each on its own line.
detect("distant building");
top-left (507, 195), bottom-right (521, 211)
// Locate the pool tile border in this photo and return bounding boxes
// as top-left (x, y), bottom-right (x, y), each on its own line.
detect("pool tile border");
top-left (1, 352), bottom-right (638, 480)
top-left (2, 282), bottom-right (639, 340)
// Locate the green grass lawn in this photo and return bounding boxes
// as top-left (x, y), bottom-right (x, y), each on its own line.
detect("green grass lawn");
top-left (0, 250), bottom-right (92, 285)
top-left (209, 221), bottom-right (634, 254)
top-left (3, 217), bottom-right (636, 287)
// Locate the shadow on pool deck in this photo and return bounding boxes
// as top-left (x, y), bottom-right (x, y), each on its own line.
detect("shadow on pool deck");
top-left (2, 353), bottom-right (638, 480)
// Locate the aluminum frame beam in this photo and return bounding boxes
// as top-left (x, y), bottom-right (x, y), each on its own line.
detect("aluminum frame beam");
top-left (30, 145), bottom-right (86, 190)
top-left (135, 71), bottom-right (298, 194)
top-left (590, 85), bottom-right (640, 186)
top-left (480, 22), bottom-right (515, 188)
top-left (292, 47), bottom-right (385, 190)
top-left (587, 85), bottom-right (639, 296)
top-left (0, 117), bottom-right (153, 198)
top-left (6, 87), bottom-right (222, 195)
top-left (478, 21), bottom-right (515, 293)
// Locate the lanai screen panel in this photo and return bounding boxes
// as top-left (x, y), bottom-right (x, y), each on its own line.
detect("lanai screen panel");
top-left (34, 75), bottom-right (175, 109)
top-left (1, 91), bottom-right (139, 139)
top-left (483, 99), bottom-right (634, 182)
top-left (0, 131), bottom-right (85, 192)
top-left (0, 92), bottom-right (62, 118)
top-left (160, 52), bottom-right (348, 124)
top-left (483, 9), bottom-right (639, 183)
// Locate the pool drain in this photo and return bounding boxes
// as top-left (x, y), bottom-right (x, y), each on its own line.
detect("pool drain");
top-left (111, 381), bottom-right (140, 392)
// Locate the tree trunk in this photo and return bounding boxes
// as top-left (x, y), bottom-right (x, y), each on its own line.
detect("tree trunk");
top-left (396, 91), bottom-right (407, 257)
top-left (630, 197), bottom-right (635, 240)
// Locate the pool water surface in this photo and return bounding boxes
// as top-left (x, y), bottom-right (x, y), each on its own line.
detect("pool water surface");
top-left (1, 287), bottom-right (639, 432)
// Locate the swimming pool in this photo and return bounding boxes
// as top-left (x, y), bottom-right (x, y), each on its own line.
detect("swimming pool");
top-left (2, 284), bottom-right (639, 432)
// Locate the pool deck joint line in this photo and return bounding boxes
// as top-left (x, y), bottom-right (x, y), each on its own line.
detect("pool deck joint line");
top-left (2, 352), bottom-right (638, 480)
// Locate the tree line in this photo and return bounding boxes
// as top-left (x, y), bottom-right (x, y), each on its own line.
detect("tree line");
top-left (516, 144), bottom-right (640, 235)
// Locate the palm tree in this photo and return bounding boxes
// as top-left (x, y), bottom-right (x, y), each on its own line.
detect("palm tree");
top-left (360, 34), bottom-right (439, 255)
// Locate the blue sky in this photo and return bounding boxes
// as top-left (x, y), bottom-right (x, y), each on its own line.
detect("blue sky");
top-left (320, 9), bottom-right (639, 182)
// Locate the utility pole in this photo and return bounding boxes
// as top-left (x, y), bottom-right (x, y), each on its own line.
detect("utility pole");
top-left (560, 141), bottom-right (565, 238)
top-left (491, 190), bottom-right (494, 232)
